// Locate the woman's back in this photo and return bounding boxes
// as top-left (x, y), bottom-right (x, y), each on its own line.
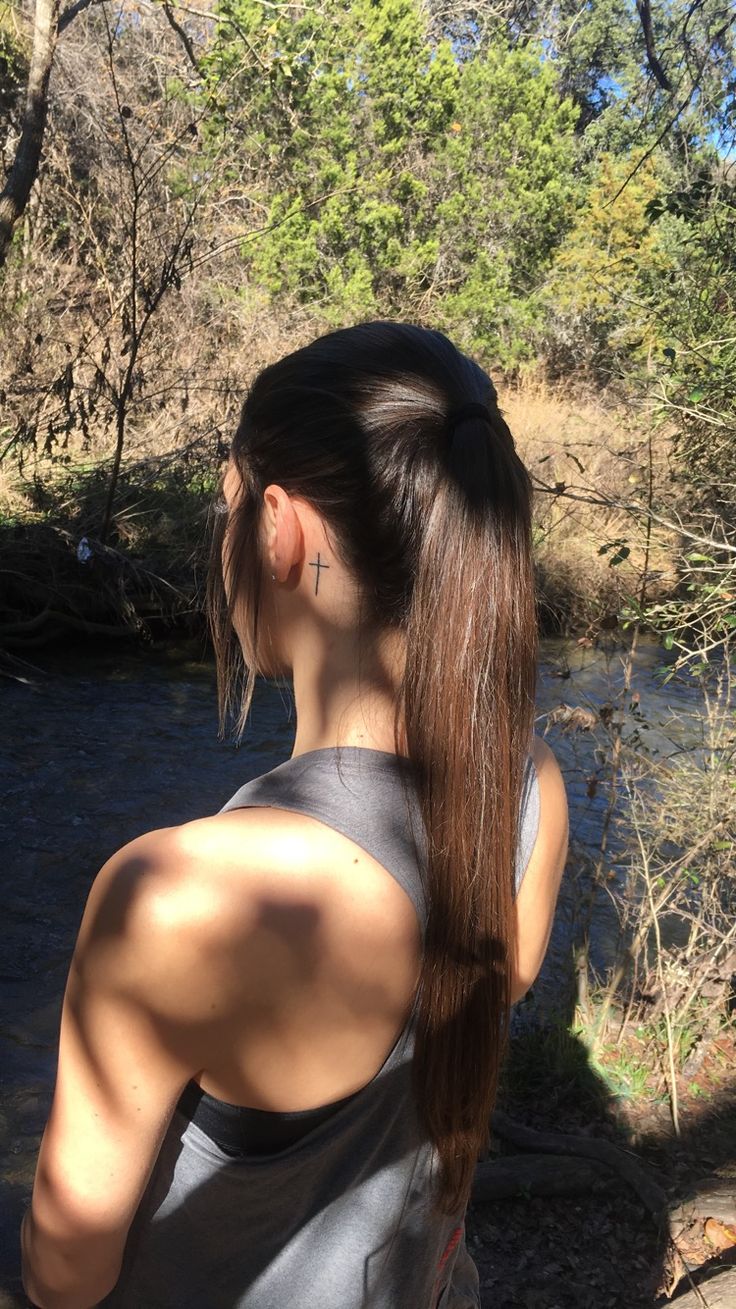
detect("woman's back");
top-left (99, 743), bottom-right (541, 1309)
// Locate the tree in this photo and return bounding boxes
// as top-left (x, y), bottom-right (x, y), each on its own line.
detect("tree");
top-left (0, 0), bottom-right (59, 263)
top-left (199, 1), bottom-right (579, 361)
top-left (539, 148), bottom-right (675, 378)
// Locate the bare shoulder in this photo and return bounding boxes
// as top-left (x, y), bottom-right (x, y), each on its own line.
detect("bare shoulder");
top-left (69, 814), bottom-right (313, 1034)
top-left (78, 811), bottom-right (311, 965)
top-left (530, 734), bottom-right (569, 831)
top-left (77, 824), bottom-right (183, 950)
top-left (72, 823), bottom-right (229, 1009)
top-left (73, 803), bottom-right (421, 1053)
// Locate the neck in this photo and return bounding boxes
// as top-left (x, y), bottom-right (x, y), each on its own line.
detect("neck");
top-left (289, 626), bottom-right (407, 759)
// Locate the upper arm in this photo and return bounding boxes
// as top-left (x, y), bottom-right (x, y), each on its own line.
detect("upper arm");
top-left (510, 735), bottom-right (569, 1003)
top-left (23, 829), bottom-right (201, 1306)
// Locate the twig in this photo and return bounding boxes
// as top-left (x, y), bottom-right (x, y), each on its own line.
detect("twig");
top-left (533, 477), bottom-right (736, 555)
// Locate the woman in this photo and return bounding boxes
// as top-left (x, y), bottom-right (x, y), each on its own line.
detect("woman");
top-left (21, 320), bottom-right (568, 1308)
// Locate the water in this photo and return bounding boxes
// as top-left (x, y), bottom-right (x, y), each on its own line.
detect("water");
top-left (530, 636), bottom-right (732, 1015)
top-left (0, 633), bottom-right (720, 1298)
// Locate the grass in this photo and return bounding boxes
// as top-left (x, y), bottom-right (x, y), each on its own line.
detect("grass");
top-left (499, 1016), bottom-right (614, 1118)
top-left (500, 994), bottom-right (728, 1126)
top-left (590, 1040), bottom-right (663, 1102)
top-left (502, 374), bottom-right (680, 634)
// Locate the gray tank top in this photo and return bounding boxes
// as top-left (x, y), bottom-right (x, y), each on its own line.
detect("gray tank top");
top-left (100, 745), bottom-right (540, 1309)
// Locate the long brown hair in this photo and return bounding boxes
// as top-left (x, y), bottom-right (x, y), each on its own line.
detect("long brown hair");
top-left (206, 321), bottom-right (537, 1214)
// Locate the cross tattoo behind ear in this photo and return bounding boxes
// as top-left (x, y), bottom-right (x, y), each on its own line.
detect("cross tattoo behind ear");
top-left (308, 552), bottom-right (330, 595)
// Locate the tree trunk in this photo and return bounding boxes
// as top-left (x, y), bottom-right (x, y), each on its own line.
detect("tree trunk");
top-left (0, 0), bottom-right (60, 266)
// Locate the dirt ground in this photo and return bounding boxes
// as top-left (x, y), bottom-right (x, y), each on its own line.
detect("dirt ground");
top-left (467, 1028), bottom-right (736, 1308)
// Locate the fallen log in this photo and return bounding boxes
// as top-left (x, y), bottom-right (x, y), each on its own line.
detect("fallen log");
top-left (0, 605), bottom-right (140, 645)
top-left (472, 1152), bottom-right (618, 1202)
top-left (669, 1177), bottom-right (736, 1234)
top-left (490, 1110), bottom-right (667, 1220)
top-left (657, 1265), bottom-right (736, 1307)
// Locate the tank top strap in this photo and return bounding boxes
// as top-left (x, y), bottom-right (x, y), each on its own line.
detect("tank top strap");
top-left (218, 745), bottom-right (541, 933)
top-left (218, 746), bottom-right (429, 929)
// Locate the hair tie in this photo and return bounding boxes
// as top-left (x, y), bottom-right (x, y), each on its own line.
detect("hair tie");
top-left (445, 402), bottom-right (492, 435)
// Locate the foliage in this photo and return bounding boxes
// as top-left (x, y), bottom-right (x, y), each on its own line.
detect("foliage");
top-left (648, 167), bottom-right (736, 514)
top-left (199, 3), bottom-right (580, 361)
top-left (0, 1), bottom-right (28, 122)
top-left (538, 150), bottom-right (680, 379)
top-left (1, 0), bottom-right (735, 577)
top-left (430, 44), bottom-right (579, 364)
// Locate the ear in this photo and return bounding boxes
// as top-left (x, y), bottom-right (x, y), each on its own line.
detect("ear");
top-left (262, 485), bottom-right (304, 581)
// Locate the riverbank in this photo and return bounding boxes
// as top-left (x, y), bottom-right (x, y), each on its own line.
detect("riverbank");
top-left (0, 376), bottom-right (680, 650)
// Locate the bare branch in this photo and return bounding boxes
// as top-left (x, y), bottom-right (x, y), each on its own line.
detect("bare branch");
top-left (58, 0), bottom-right (105, 35)
top-left (533, 477), bottom-right (736, 555)
top-left (635, 0), bottom-right (673, 92)
top-left (161, 1), bottom-right (201, 77)
top-left (605, 15), bottom-right (734, 207)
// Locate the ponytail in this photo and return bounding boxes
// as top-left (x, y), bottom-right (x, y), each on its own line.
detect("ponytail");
top-left (401, 403), bottom-right (537, 1213)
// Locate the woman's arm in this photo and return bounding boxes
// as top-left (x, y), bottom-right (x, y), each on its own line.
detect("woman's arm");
top-left (510, 735), bottom-right (569, 1004)
top-left (21, 828), bottom-right (201, 1309)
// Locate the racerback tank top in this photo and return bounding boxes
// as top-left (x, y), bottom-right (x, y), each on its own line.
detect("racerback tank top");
top-left (99, 745), bottom-right (541, 1309)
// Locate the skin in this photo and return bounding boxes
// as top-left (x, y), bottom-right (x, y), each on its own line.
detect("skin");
top-left (21, 459), bottom-right (569, 1309)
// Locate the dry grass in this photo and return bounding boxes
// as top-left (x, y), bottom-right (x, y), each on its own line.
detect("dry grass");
top-left (500, 374), bottom-right (681, 633)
